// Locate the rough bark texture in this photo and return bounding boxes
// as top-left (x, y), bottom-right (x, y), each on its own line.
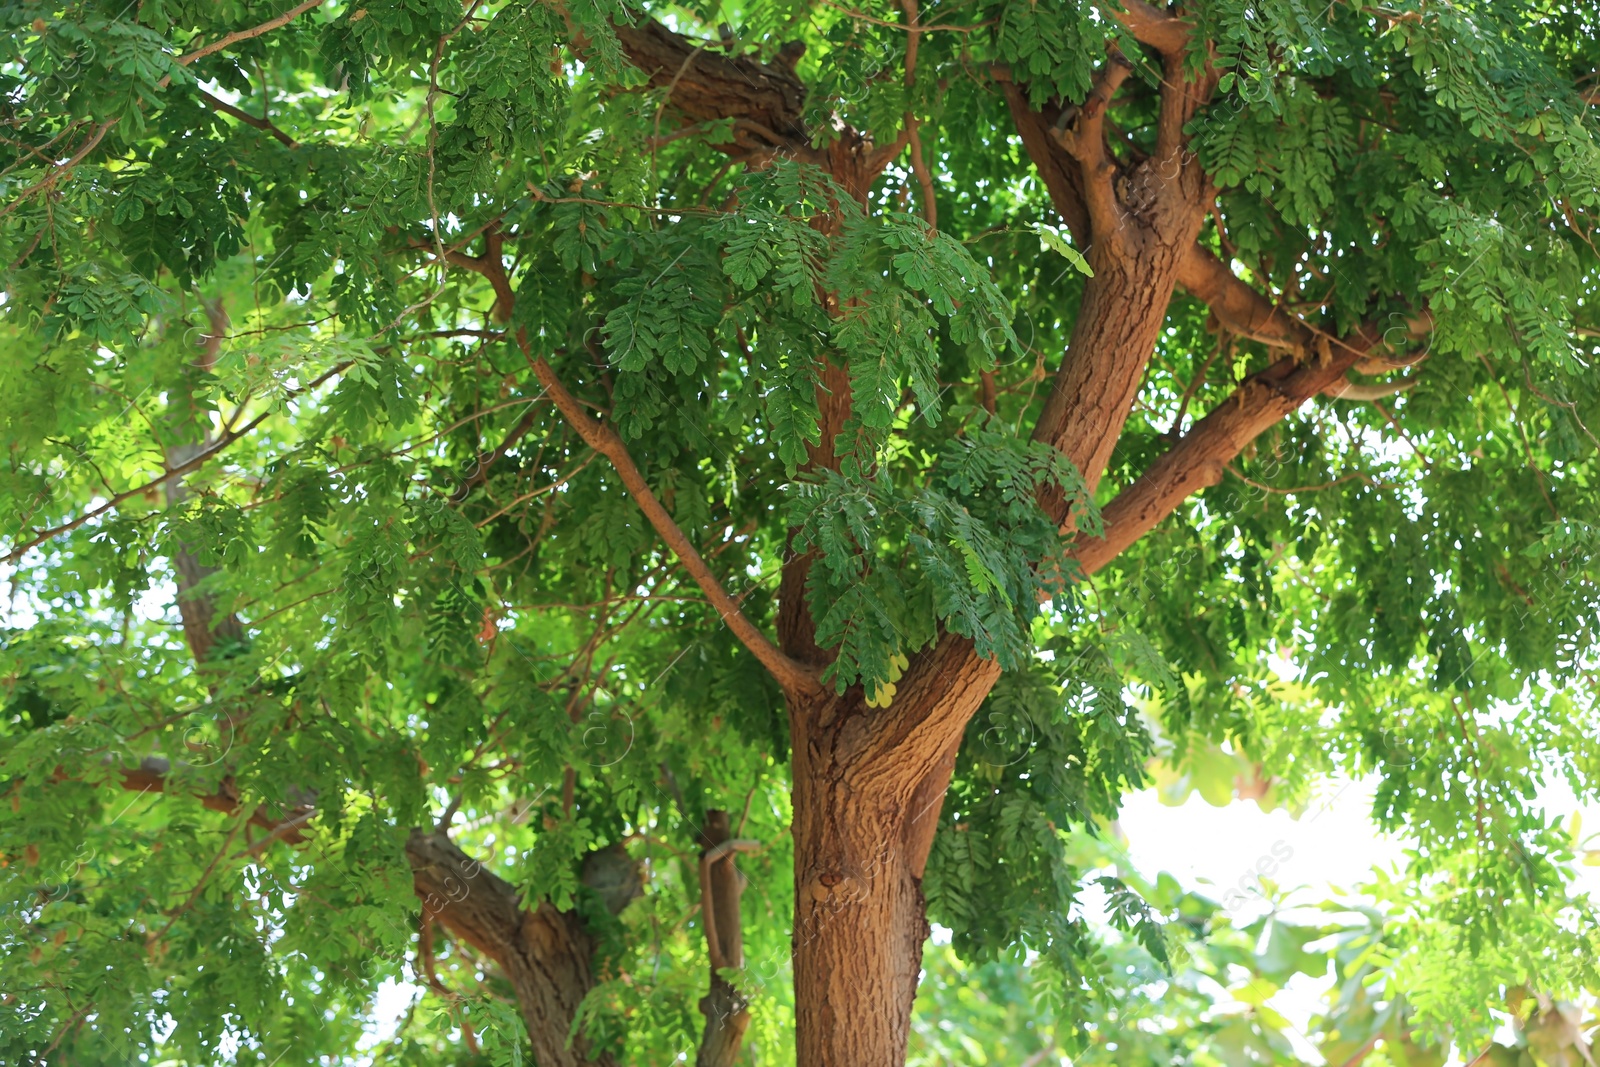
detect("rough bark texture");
top-left (407, 831), bottom-right (614, 1067)
top-left (611, 21), bottom-right (810, 157)
top-left (788, 634), bottom-right (1000, 1066)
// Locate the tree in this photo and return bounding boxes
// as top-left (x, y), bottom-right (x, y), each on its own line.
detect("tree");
top-left (4, 0), bottom-right (1600, 1064)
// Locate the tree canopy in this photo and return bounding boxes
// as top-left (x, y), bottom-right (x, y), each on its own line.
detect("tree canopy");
top-left (5, 0), bottom-right (1600, 1064)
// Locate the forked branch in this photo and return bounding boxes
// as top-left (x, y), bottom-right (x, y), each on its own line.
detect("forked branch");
top-left (1073, 327), bottom-right (1382, 574)
top-left (519, 336), bottom-right (821, 699)
top-left (1051, 52), bottom-right (1134, 247)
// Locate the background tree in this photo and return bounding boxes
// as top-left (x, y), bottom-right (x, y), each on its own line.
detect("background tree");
top-left (5, 0), bottom-right (1600, 1064)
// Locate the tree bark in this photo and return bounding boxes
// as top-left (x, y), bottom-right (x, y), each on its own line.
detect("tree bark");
top-left (788, 635), bottom-right (1000, 1067)
top-left (695, 810), bottom-right (752, 1067)
top-left (407, 831), bottom-right (615, 1067)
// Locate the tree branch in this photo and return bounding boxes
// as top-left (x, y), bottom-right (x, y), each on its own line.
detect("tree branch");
top-left (1175, 242), bottom-right (1313, 352)
top-left (519, 337), bottom-right (821, 699)
top-left (698, 837), bottom-right (761, 971)
top-left (1101, 0), bottom-right (1190, 57)
top-left (1051, 53), bottom-right (1134, 249)
top-left (608, 20), bottom-right (814, 159)
top-left (175, 0), bottom-right (327, 69)
top-left (417, 227), bottom-right (515, 323)
top-left (3, 361), bottom-right (350, 566)
top-left (1073, 327), bottom-right (1382, 575)
top-left (196, 88), bottom-right (300, 148)
top-left (994, 70), bottom-right (1089, 239)
top-left (900, 0), bottom-right (937, 229)
top-left (407, 830), bottom-right (617, 1067)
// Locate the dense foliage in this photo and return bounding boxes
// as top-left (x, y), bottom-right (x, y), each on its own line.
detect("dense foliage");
top-left (5, 0), bottom-right (1600, 1063)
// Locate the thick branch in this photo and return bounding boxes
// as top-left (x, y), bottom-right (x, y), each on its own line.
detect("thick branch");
top-left (610, 20), bottom-right (811, 157)
top-left (1073, 329), bottom-right (1381, 574)
top-left (1102, 0), bottom-right (1190, 57)
top-left (1175, 242), bottom-right (1311, 352)
top-left (419, 227), bottom-right (515, 323)
top-left (1051, 54), bottom-right (1134, 249)
top-left (520, 338), bottom-right (821, 699)
top-left (407, 830), bottom-right (614, 1067)
top-left (995, 71), bottom-right (1088, 239)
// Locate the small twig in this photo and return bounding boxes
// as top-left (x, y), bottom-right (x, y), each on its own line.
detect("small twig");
top-left (2, 361), bottom-right (349, 564)
top-left (196, 88), bottom-right (299, 148)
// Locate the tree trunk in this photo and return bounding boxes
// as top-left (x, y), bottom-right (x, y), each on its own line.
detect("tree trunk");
top-left (788, 635), bottom-right (1000, 1066)
top-left (785, 213), bottom-right (1200, 1065)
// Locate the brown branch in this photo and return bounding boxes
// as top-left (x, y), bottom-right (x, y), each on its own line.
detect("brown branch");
top-left (994, 70), bottom-right (1089, 239)
top-left (196, 87), bottom-right (299, 148)
top-left (149, 812), bottom-right (250, 951)
top-left (1225, 465), bottom-right (1373, 495)
top-left (232, 808), bottom-right (317, 859)
top-left (1168, 335), bottom-right (1224, 435)
top-left (426, 227), bottom-right (514, 323)
top-left (1102, 0), bottom-right (1190, 57)
top-left (905, 121), bottom-right (937, 229)
top-left (175, 0), bottom-right (327, 69)
top-left (1155, 49), bottom-right (1191, 163)
top-left (417, 917), bottom-right (482, 1054)
top-left (2, 361), bottom-right (350, 566)
top-left (609, 20), bottom-right (813, 158)
top-left (1073, 327), bottom-right (1381, 575)
top-left (166, 297), bottom-right (246, 664)
top-left (115, 756), bottom-right (314, 842)
top-left (518, 337), bottom-right (821, 699)
top-left (1051, 52), bottom-right (1134, 248)
top-left (1176, 242), bottom-right (1311, 353)
top-left (897, 0), bottom-right (937, 229)
top-left (450, 397), bottom-right (546, 502)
